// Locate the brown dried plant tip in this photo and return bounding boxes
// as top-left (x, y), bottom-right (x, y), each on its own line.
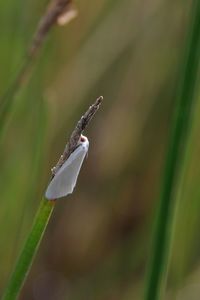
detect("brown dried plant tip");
top-left (29, 0), bottom-right (77, 57)
top-left (51, 96), bottom-right (103, 177)
top-left (0, 0), bottom-right (77, 122)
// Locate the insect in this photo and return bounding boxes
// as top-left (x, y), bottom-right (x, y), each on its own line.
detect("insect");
top-left (45, 135), bottom-right (89, 200)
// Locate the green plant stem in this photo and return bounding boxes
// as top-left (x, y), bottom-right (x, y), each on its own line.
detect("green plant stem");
top-left (1, 97), bottom-right (102, 300)
top-left (2, 198), bottom-right (55, 300)
top-left (144, 1), bottom-right (200, 300)
top-left (0, 57), bottom-right (31, 141)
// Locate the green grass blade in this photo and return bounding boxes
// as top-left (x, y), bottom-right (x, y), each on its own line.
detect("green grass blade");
top-left (144, 1), bottom-right (200, 300)
top-left (2, 199), bottom-right (55, 300)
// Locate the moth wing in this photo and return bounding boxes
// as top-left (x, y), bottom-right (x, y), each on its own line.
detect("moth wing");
top-left (45, 144), bottom-right (88, 199)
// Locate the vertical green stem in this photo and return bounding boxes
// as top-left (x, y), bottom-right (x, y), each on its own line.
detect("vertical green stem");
top-left (2, 199), bottom-right (55, 300)
top-left (144, 1), bottom-right (200, 300)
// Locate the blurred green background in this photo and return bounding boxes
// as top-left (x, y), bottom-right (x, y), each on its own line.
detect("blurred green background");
top-left (0, 0), bottom-right (200, 299)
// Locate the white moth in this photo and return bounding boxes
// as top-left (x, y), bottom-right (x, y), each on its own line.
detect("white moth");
top-left (45, 135), bottom-right (89, 200)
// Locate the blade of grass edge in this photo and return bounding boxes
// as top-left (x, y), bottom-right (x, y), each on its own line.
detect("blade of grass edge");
top-left (144, 1), bottom-right (200, 300)
top-left (1, 199), bottom-right (55, 300)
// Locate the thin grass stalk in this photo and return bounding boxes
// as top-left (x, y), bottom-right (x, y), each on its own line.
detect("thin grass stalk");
top-left (0, 0), bottom-right (76, 141)
top-left (144, 1), bottom-right (200, 300)
top-left (2, 199), bottom-right (55, 300)
top-left (1, 97), bottom-right (102, 300)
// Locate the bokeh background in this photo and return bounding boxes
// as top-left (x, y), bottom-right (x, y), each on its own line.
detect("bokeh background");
top-left (0, 0), bottom-right (200, 299)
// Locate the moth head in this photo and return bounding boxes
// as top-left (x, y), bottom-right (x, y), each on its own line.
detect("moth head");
top-left (78, 134), bottom-right (89, 149)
